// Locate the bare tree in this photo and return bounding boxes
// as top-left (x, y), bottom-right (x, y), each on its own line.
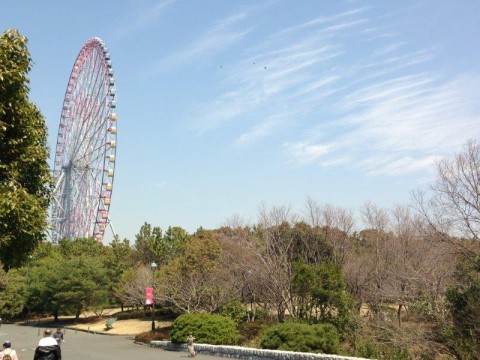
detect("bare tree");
top-left (345, 202), bottom-right (457, 325)
top-left (303, 197), bottom-right (355, 265)
top-left (222, 213), bottom-right (249, 230)
top-left (258, 201), bottom-right (298, 227)
top-left (215, 226), bottom-right (267, 321)
top-left (357, 202), bottom-right (391, 315)
top-left (303, 196), bottom-right (322, 227)
top-left (414, 139), bottom-right (480, 260)
top-left (115, 265), bottom-right (153, 308)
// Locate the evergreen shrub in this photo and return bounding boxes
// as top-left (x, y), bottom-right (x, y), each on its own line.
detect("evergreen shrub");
top-left (170, 312), bottom-right (239, 345)
top-left (260, 322), bottom-right (339, 354)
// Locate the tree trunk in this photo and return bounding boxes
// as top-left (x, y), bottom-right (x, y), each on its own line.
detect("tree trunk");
top-left (397, 303), bottom-right (403, 327)
top-left (277, 302), bottom-right (286, 322)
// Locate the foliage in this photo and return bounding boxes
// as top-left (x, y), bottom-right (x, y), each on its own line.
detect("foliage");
top-left (290, 222), bottom-right (334, 264)
top-left (103, 236), bottom-right (137, 305)
top-left (170, 313), bottom-right (239, 345)
top-left (259, 322), bottom-right (339, 354)
top-left (292, 261), bottom-right (356, 336)
top-left (23, 244), bottom-right (63, 316)
top-left (0, 29), bottom-right (52, 271)
top-left (354, 338), bottom-right (411, 360)
top-left (134, 223), bottom-right (189, 266)
top-left (220, 298), bottom-right (245, 322)
top-left (57, 237), bottom-right (104, 257)
top-left (24, 240), bottom-right (110, 319)
top-left (0, 268), bottom-right (25, 318)
top-left (52, 255), bottom-right (110, 318)
top-left (442, 256), bottom-right (480, 358)
top-left (238, 320), bottom-right (273, 344)
top-left (113, 309), bottom-right (147, 320)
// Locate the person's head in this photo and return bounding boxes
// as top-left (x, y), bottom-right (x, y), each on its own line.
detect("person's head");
top-left (188, 332), bottom-right (192, 336)
top-left (3, 341), bottom-right (11, 348)
top-left (57, 328), bottom-right (61, 332)
top-left (44, 329), bottom-right (52, 337)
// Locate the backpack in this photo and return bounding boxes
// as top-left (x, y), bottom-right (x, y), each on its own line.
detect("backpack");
top-left (2, 349), bottom-right (12, 360)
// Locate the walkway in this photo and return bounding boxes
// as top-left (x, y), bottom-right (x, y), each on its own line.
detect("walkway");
top-left (0, 324), bottom-right (215, 360)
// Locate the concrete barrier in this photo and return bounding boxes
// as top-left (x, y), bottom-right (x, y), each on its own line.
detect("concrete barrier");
top-left (150, 341), bottom-right (371, 360)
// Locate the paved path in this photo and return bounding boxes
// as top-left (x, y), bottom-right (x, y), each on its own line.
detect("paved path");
top-left (0, 324), bottom-right (215, 360)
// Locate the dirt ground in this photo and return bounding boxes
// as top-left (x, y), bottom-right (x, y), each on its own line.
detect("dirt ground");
top-left (21, 309), bottom-right (170, 336)
top-left (71, 318), bottom-right (162, 335)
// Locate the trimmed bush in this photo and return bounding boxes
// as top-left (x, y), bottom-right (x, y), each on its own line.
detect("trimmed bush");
top-left (170, 313), bottom-right (239, 345)
top-left (113, 309), bottom-right (147, 320)
top-left (260, 322), bottom-right (339, 354)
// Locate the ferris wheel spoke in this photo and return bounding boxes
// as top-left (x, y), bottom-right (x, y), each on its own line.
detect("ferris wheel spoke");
top-left (70, 88), bottom-right (110, 159)
top-left (69, 92), bottom-right (106, 158)
top-left (67, 50), bottom-right (108, 160)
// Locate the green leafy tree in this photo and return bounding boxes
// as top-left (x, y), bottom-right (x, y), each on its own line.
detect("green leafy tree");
top-left (443, 256), bottom-right (480, 358)
top-left (162, 226), bottom-right (189, 261)
top-left (0, 268), bottom-right (26, 319)
top-left (0, 29), bottom-right (52, 271)
top-left (134, 222), bottom-right (165, 264)
top-left (134, 223), bottom-right (189, 266)
top-left (24, 244), bottom-right (63, 319)
top-left (104, 236), bottom-right (137, 309)
top-left (53, 255), bottom-right (110, 319)
top-left (292, 261), bottom-right (355, 336)
top-left (57, 237), bottom-right (105, 258)
top-left (25, 240), bottom-right (110, 320)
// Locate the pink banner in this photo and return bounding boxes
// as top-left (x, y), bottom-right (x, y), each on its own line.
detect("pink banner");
top-left (145, 287), bottom-right (154, 306)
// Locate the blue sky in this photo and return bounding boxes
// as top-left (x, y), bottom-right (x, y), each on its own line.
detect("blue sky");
top-left (3, 1), bottom-right (480, 242)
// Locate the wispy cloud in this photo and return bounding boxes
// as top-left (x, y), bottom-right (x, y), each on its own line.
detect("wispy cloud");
top-left (190, 3), bottom-right (480, 176)
top-left (286, 73), bottom-right (480, 175)
top-left (275, 7), bottom-right (369, 37)
top-left (114, 0), bottom-right (176, 37)
top-left (155, 12), bottom-right (251, 71)
top-left (283, 142), bottom-right (334, 165)
top-left (366, 155), bottom-right (439, 176)
top-left (192, 33), bottom-right (346, 133)
top-left (235, 118), bottom-right (279, 146)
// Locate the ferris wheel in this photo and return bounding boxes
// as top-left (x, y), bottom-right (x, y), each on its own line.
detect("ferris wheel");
top-left (51, 37), bottom-right (117, 243)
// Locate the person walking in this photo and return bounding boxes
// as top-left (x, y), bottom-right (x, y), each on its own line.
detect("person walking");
top-left (187, 332), bottom-right (196, 357)
top-left (33, 330), bottom-right (61, 360)
top-left (0, 341), bottom-right (18, 360)
top-left (52, 329), bottom-right (64, 347)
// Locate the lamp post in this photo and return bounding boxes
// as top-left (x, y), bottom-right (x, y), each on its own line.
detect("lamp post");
top-left (150, 261), bottom-right (157, 332)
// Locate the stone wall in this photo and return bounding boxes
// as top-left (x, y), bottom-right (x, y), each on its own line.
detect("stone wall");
top-left (150, 341), bottom-right (371, 360)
